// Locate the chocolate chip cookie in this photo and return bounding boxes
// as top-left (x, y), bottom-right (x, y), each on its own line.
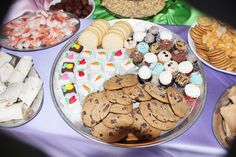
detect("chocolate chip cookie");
top-left (105, 90), bottom-right (132, 105)
top-left (91, 122), bottom-right (130, 143)
top-left (167, 87), bottom-right (189, 118)
top-left (123, 84), bottom-right (152, 101)
top-left (110, 103), bottom-right (133, 114)
top-left (139, 101), bottom-right (176, 130)
top-left (146, 99), bottom-right (179, 122)
top-left (103, 113), bottom-right (133, 129)
top-left (104, 75), bottom-right (123, 90)
top-left (144, 82), bottom-right (169, 103)
top-left (131, 108), bottom-right (161, 141)
top-left (91, 92), bottom-right (112, 123)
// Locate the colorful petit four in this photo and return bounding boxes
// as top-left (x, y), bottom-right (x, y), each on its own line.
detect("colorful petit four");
top-left (91, 74), bottom-right (106, 90)
top-left (104, 62), bottom-right (116, 75)
top-left (57, 73), bottom-right (74, 85)
top-left (63, 51), bottom-right (77, 62)
top-left (157, 50), bottom-right (172, 63)
top-left (178, 61), bottom-right (193, 74)
top-left (78, 83), bottom-right (93, 97)
top-left (95, 49), bottom-right (108, 60)
top-left (80, 49), bottom-right (93, 58)
top-left (138, 66), bottom-right (152, 84)
top-left (159, 71), bottom-right (173, 86)
top-left (61, 83), bottom-right (76, 96)
top-left (75, 69), bottom-right (88, 82)
top-left (190, 72), bottom-right (203, 85)
top-left (89, 60), bottom-right (102, 71)
top-left (61, 93), bottom-right (80, 107)
top-left (69, 42), bottom-right (83, 53)
top-left (149, 62), bottom-right (164, 75)
top-left (184, 83), bottom-right (201, 98)
top-left (121, 58), bottom-right (136, 72)
top-left (61, 62), bottom-right (75, 73)
top-left (137, 42), bottom-right (149, 54)
top-left (130, 50), bottom-right (143, 65)
top-left (113, 49), bottom-right (126, 61)
top-left (175, 72), bottom-right (189, 87)
top-left (76, 58), bottom-right (88, 69)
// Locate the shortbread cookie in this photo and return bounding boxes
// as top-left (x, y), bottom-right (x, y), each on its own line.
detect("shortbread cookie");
top-left (91, 122), bottom-right (129, 143)
top-left (167, 87), bottom-right (189, 118)
top-left (123, 84), bottom-right (152, 101)
top-left (87, 26), bottom-right (103, 45)
top-left (140, 101), bottom-right (176, 130)
top-left (131, 108), bottom-right (161, 140)
top-left (105, 90), bottom-right (132, 105)
top-left (92, 23), bottom-right (107, 36)
top-left (93, 19), bottom-right (111, 32)
top-left (78, 29), bottom-right (99, 49)
top-left (103, 113), bottom-right (133, 129)
top-left (108, 29), bottom-right (126, 40)
top-left (144, 82), bottom-right (169, 103)
top-left (146, 99), bottom-right (179, 122)
top-left (110, 103), bottom-right (133, 114)
top-left (102, 32), bottom-right (124, 51)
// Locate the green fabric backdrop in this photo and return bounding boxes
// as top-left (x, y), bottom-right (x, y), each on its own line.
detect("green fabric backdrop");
top-left (93, 0), bottom-right (203, 25)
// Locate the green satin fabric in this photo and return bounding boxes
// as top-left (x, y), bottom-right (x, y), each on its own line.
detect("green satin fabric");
top-left (93, 0), bottom-right (203, 25)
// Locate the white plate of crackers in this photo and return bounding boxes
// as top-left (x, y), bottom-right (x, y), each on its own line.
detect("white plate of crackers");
top-left (50, 19), bottom-right (207, 147)
top-left (188, 16), bottom-right (236, 75)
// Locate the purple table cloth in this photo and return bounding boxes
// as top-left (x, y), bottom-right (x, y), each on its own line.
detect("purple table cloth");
top-left (1, 19), bottom-right (236, 157)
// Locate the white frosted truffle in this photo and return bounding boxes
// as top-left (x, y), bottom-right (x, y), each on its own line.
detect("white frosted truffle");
top-left (185, 84), bottom-right (201, 98)
top-left (144, 53), bottom-right (158, 64)
top-left (159, 71), bottom-right (172, 86)
top-left (138, 66), bottom-right (152, 80)
top-left (178, 61), bottom-right (193, 74)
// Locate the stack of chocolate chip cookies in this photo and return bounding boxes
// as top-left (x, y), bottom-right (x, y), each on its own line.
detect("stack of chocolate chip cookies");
top-left (81, 74), bottom-right (189, 143)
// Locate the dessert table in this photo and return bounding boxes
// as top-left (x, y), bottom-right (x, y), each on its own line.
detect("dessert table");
top-left (1, 19), bottom-right (236, 157)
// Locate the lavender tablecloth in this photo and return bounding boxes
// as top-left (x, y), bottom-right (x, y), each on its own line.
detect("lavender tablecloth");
top-left (1, 19), bottom-right (236, 157)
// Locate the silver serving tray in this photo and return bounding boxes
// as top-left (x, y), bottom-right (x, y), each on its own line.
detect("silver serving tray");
top-left (50, 19), bottom-right (207, 147)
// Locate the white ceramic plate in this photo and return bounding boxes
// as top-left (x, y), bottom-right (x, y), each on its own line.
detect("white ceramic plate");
top-left (187, 24), bottom-right (236, 76)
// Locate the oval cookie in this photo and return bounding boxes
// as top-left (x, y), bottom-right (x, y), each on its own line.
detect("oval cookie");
top-left (139, 101), bottom-right (176, 131)
top-left (103, 113), bottom-right (133, 129)
top-left (166, 87), bottom-right (189, 118)
top-left (131, 108), bottom-right (161, 141)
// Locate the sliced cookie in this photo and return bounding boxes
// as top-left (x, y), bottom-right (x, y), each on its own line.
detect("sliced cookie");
top-left (119, 74), bottom-right (139, 88)
top-left (104, 75), bottom-right (123, 90)
top-left (167, 87), bottom-right (189, 118)
top-left (105, 90), bottom-right (132, 105)
top-left (81, 93), bottom-right (98, 127)
top-left (110, 103), bottom-right (133, 114)
top-left (103, 113), bottom-right (133, 129)
top-left (139, 101), bottom-right (176, 131)
top-left (131, 108), bottom-right (161, 141)
top-left (144, 82), bottom-right (169, 103)
top-left (91, 92), bottom-right (112, 123)
top-left (123, 84), bottom-right (152, 101)
top-left (146, 99), bottom-right (179, 122)
top-left (91, 122), bottom-right (129, 143)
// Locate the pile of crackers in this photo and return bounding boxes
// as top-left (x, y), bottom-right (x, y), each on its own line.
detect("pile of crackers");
top-left (81, 74), bottom-right (189, 143)
top-left (78, 19), bottom-right (132, 50)
top-left (190, 17), bottom-right (236, 72)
